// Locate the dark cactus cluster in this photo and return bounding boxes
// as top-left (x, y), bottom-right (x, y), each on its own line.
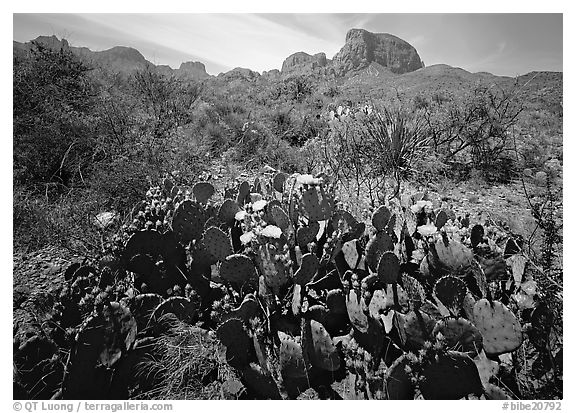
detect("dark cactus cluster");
top-left (13, 171), bottom-right (559, 400)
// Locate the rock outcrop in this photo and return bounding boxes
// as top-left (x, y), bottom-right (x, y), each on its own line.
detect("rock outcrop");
top-left (218, 67), bottom-right (260, 82)
top-left (281, 52), bottom-right (328, 73)
top-left (178, 61), bottom-right (210, 79)
top-left (332, 28), bottom-right (424, 75)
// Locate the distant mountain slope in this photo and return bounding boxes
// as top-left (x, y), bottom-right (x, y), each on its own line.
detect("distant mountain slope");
top-left (13, 33), bottom-right (561, 116)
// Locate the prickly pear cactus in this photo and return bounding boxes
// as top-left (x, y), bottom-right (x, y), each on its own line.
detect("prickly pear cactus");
top-left (326, 289), bottom-right (347, 314)
top-left (300, 186), bottom-right (334, 221)
top-left (129, 293), bottom-right (164, 330)
top-left (293, 253), bottom-right (319, 285)
top-left (219, 254), bottom-right (258, 290)
top-left (383, 354), bottom-right (415, 400)
top-left (302, 319), bottom-right (340, 371)
top-left (371, 205), bottom-right (392, 231)
top-left (377, 251), bottom-right (400, 284)
top-left (432, 318), bottom-right (483, 357)
top-left (434, 238), bottom-right (474, 273)
top-left (401, 274), bottom-right (426, 310)
top-left (435, 210), bottom-right (448, 230)
top-left (63, 301), bottom-right (138, 398)
top-left (473, 349), bottom-right (500, 386)
top-left (341, 239), bottom-right (360, 269)
top-left (346, 289), bottom-right (368, 333)
top-left (273, 172), bottom-right (287, 193)
top-left (419, 351), bottom-right (484, 400)
top-left (255, 243), bottom-right (288, 295)
top-left (192, 182), bottom-right (215, 204)
top-left (236, 181), bottom-right (250, 206)
top-left (216, 318), bottom-right (252, 369)
top-left (394, 310), bottom-right (436, 351)
top-left (484, 383), bottom-right (512, 400)
top-left (365, 231), bottom-right (394, 272)
top-left (296, 221), bottom-right (320, 249)
top-left (151, 296), bottom-right (197, 325)
top-left (278, 332), bottom-right (307, 378)
top-left (218, 199), bottom-right (241, 227)
top-left (433, 275), bottom-right (468, 316)
top-left (222, 294), bottom-right (261, 323)
top-left (202, 227), bottom-right (233, 262)
top-left (472, 299), bottom-right (523, 355)
top-left (172, 200), bottom-right (208, 244)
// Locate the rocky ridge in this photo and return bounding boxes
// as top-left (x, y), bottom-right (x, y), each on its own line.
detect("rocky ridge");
top-left (15, 28), bottom-right (425, 80)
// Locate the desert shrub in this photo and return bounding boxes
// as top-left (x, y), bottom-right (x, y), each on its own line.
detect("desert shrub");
top-left (321, 103), bottom-right (429, 203)
top-left (422, 85), bottom-right (523, 182)
top-left (280, 74), bottom-right (314, 102)
top-left (13, 41), bottom-right (98, 189)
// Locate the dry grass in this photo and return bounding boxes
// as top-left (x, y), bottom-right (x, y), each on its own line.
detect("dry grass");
top-left (133, 318), bottom-right (235, 400)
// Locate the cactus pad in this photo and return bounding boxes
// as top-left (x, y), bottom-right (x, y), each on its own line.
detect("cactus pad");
top-left (372, 205), bottom-right (392, 231)
top-left (219, 254), bottom-right (258, 289)
top-left (377, 251), bottom-right (400, 284)
top-left (326, 289), bottom-right (347, 314)
top-left (433, 275), bottom-right (468, 316)
top-left (218, 199), bottom-right (241, 227)
top-left (434, 239), bottom-right (474, 273)
top-left (216, 318), bottom-right (252, 369)
top-left (130, 293), bottom-right (163, 330)
top-left (401, 274), bottom-right (426, 310)
top-left (278, 332), bottom-right (307, 378)
top-left (384, 354), bottom-right (415, 400)
top-left (172, 200), bottom-right (208, 244)
top-left (192, 182), bottom-right (215, 204)
top-left (365, 231), bottom-right (394, 272)
top-left (472, 299), bottom-right (523, 355)
top-left (346, 289), bottom-right (368, 333)
top-left (303, 319), bottom-right (340, 371)
top-left (124, 230), bottom-right (164, 261)
top-left (240, 363), bottom-right (282, 399)
top-left (294, 253), bottom-right (319, 285)
top-left (255, 243), bottom-right (288, 294)
top-left (435, 210), bottom-right (448, 229)
top-left (151, 296), bottom-right (197, 325)
top-left (202, 227), bottom-right (233, 262)
top-left (273, 172), bottom-right (287, 193)
top-left (483, 383), bottom-right (511, 400)
top-left (419, 351), bottom-right (483, 399)
top-left (432, 318), bottom-right (483, 357)
top-left (507, 254), bottom-right (528, 284)
top-left (236, 181), bottom-right (250, 206)
top-left (473, 349), bottom-right (500, 386)
top-left (296, 221), bottom-right (320, 248)
top-left (342, 239), bottom-right (360, 269)
top-left (394, 310), bottom-right (436, 351)
top-left (301, 186), bottom-right (333, 221)
top-left (270, 204), bottom-right (291, 232)
top-left (223, 294), bottom-right (261, 323)
top-left (471, 224), bottom-right (485, 248)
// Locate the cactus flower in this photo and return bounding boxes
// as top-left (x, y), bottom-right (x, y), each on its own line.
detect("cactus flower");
top-left (417, 224), bottom-right (437, 237)
top-left (410, 200), bottom-right (433, 213)
top-left (260, 225), bottom-right (282, 239)
top-left (240, 231), bottom-right (255, 244)
top-left (252, 199), bottom-right (268, 212)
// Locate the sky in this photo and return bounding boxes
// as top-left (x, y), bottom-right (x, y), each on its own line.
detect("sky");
top-left (12, 13), bottom-right (563, 77)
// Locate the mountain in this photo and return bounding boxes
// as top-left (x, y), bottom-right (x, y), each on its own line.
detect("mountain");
top-left (13, 32), bottom-right (561, 105)
top-left (13, 35), bottom-right (210, 81)
top-left (333, 29), bottom-right (424, 75)
top-left (281, 52), bottom-right (329, 74)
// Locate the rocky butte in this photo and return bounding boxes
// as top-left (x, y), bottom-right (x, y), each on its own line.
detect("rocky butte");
top-left (280, 28), bottom-right (424, 77)
top-left (332, 28), bottom-right (424, 75)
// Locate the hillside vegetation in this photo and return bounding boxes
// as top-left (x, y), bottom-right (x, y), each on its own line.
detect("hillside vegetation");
top-left (13, 36), bottom-right (562, 400)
